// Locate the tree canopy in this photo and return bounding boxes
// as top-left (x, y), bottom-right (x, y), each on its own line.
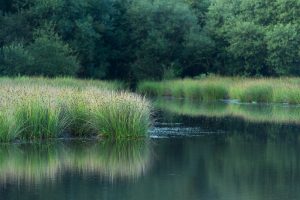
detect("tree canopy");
top-left (1, 0), bottom-right (300, 80)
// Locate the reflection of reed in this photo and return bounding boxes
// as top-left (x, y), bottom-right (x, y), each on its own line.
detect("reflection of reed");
top-left (155, 98), bottom-right (300, 124)
top-left (0, 140), bottom-right (151, 184)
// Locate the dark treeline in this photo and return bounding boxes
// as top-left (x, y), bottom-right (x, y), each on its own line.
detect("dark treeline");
top-left (0, 0), bottom-right (299, 81)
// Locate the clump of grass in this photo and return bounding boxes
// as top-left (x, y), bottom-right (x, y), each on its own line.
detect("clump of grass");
top-left (198, 83), bottom-right (228, 101)
top-left (0, 77), bottom-right (151, 142)
top-left (14, 99), bottom-right (68, 140)
top-left (0, 112), bottom-right (19, 142)
top-left (139, 78), bottom-right (228, 101)
top-left (0, 76), bottom-right (125, 91)
top-left (273, 85), bottom-right (300, 104)
top-left (87, 90), bottom-right (151, 139)
top-left (65, 96), bottom-right (93, 137)
top-left (239, 85), bottom-right (273, 103)
top-left (137, 81), bottom-right (164, 96)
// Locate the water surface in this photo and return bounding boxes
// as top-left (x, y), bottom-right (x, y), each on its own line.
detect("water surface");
top-left (1, 98), bottom-right (300, 200)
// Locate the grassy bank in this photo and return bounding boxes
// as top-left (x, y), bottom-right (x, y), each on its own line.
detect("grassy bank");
top-left (154, 98), bottom-right (300, 125)
top-left (138, 77), bottom-right (300, 104)
top-left (0, 77), bottom-right (151, 142)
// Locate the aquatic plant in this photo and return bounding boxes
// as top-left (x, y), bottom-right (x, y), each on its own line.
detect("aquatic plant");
top-left (138, 76), bottom-right (300, 104)
top-left (86, 91), bottom-right (151, 139)
top-left (0, 77), bottom-right (151, 141)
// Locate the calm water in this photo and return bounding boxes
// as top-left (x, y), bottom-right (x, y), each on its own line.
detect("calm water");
top-left (2, 98), bottom-right (300, 200)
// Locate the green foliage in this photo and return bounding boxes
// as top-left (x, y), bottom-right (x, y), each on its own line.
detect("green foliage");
top-left (0, 77), bottom-right (150, 142)
top-left (15, 99), bottom-right (66, 140)
top-left (1, 0), bottom-right (300, 79)
top-left (0, 26), bottom-right (80, 77)
top-left (265, 23), bottom-right (300, 75)
top-left (0, 13), bottom-right (31, 46)
top-left (225, 21), bottom-right (267, 75)
top-left (27, 27), bottom-right (80, 77)
top-left (66, 98), bottom-right (93, 137)
top-left (0, 112), bottom-right (20, 142)
top-left (0, 42), bottom-right (33, 75)
top-left (90, 93), bottom-right (151, 139)
top-left (138, 77), bottom-right (300, 104)
top-left (138, 78), bottom-right (229, 101)
top-left (207, 0), bottom-right (300, 76)
top-left (0, 0), bottom-right (213, 80)
top-left (239, 85), bottom-right (273, 103)
top-left (128, 0), bottom-right (208, 80)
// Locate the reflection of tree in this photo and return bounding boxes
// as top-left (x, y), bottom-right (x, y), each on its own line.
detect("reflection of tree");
top-left (131, 136), bottom-right (300, 200)
top-left (200, 135), bottom-right (300, 200)
top-left (0, 140), bottom-right (152, 184)
top-left (1, 135), bottom-right (300, 200)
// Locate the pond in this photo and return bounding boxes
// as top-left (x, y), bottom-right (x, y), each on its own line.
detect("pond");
top-left (1, 98), bottom-right (300, 200)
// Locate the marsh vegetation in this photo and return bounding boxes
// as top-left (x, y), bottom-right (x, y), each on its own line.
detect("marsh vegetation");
top-left (1, 0), bottom-right (300, 199)
top-left (139, 77), bottom-right (300, 104)
top-left (0, 77), bottom-right (151, 142)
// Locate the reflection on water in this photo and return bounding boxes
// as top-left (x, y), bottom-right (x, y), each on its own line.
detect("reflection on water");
top-left (2, 98), bottom-right (300, 200)
top-left (204, 135), bottom-right (300, 200)
top-left (0, 140), bottom-right (151, 184)
top-left (151, 135), bottom-right (300, 200)
top-left (154, 97), bottom-right (300, 124)
top-left (2, 136), bottom-right (300, 200)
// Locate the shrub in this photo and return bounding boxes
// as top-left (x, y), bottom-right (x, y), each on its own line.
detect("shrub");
top-left (0, 42), bottom-right (33, 76)
top-left (27, 27), bottom-right (80, 77)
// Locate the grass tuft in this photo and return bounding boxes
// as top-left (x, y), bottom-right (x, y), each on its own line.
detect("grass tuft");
top-left (0, 77), bottom-right (151, 142)
top-left (15, 99), bottom-right (67, 140)
top-left (89, 92), bottom-right (151, 139)
top-left (239, 85), bottom-right (273, 103)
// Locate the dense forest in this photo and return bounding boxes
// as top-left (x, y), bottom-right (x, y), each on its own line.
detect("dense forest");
top-left (1, 0), bottom-right (300, 81)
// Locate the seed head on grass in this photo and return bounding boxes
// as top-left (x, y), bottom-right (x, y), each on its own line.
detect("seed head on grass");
top-left (0, 77), bottom-right (151, 142)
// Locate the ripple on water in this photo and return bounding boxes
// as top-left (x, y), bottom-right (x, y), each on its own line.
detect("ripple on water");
top-left (150, 122), bottom-right (225, 138)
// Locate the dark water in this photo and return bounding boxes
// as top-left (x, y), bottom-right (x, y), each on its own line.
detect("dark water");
top-left (1, 98), bottom-right (300, 200)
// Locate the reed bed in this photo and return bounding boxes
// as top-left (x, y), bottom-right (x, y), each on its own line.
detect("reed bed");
top-left (138, 76), bottom-right (300, 104)
top-left (0, 77), bottom-right (151, 142)
top-left (0, 76), bottom-right (124, 90)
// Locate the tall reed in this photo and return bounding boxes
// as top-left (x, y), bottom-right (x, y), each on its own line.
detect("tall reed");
top-left (0, 77), bottom-right (151, 142)
top-left (138, 76), bottom-right (300, 104)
